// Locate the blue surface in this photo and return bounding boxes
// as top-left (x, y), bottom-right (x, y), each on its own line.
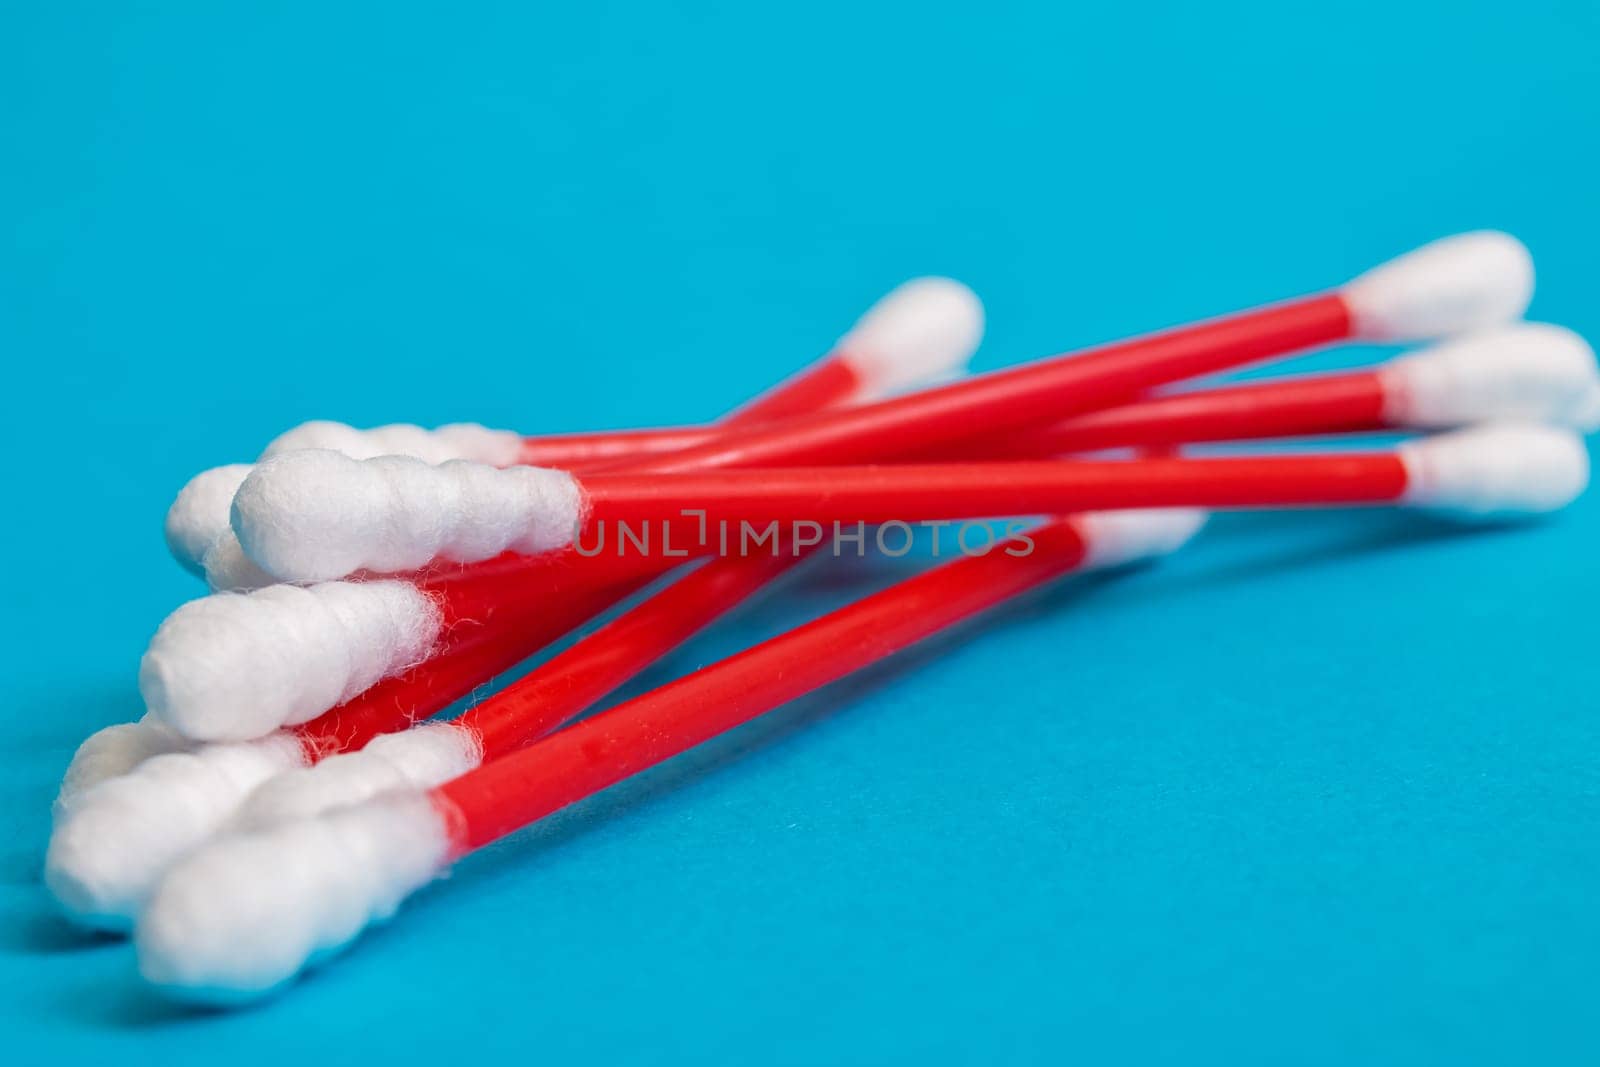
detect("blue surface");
top-left (3, 1), bottom-right (1598, 1061)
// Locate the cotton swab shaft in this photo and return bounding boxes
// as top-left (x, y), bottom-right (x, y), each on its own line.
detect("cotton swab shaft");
top-left (291, 579), bottom-right (648, 756)
top-left (513, 371), bottom-right (1386, 468)
top-left (461, 552), bottom-right (804, 755)
top-left (579, 453), bottom-right (1408, 522)
top-left (989, 372), bottom-right (1389, 454)
top-left (509, 354), bottom-right (863, 468)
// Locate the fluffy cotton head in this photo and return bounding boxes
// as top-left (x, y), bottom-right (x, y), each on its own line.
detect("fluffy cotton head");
top-left (140, 580), bottom-right (443, 742)
top-left (1076, 509), bottom-right (1209, 569)
top-left (836, 277), bottom-right (984, 395)
top-left (137, 790), bottom-right (452, 1003)
top-left (1399, 424), bottom-right (1590, 518)
top-left (1379, 324), bottom-right (1600, 430)
top-left (54, 716), bottom-right (193, 820)
top-left (232, 450), bottom-right (583, 582)
top-left (200, 531), bottom-right (278, 592)
top-left (46, 734), bottom-right (307, 931)
top-left (164, 465), bottom-right (255, 575)
top-left (1340, 231), bottom-right (1534, 342)
top-left (1576, 383), bottom-right (1600, 434)
top-left (233, 723), bottom-right (482, 830)
top-left (259, 421), bottom-right (526, 466)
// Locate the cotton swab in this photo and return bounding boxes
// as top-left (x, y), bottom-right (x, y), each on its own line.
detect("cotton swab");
top-left (133, 509), bottom-right (1206, 1002)
top-left (981, 323), bottom-right (1600, 456)
top-left (161, 277), bottom-right (982, 581)
top-left (577, 232), bottom-right (1533, 476)
top-left (229, 232), bottom-right (1535, 584)
top-left (47, 287), bottom-right (981, 927)
top-left (234, 551), bottom-right (806, 828)
top-left (230, 423), bottom-right (1586, 585)
top-left (136, 573), bottom-right (554, 743)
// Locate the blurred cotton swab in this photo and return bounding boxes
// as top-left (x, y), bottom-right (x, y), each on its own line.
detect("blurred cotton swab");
top-left (134, 509), bottom-right (1205, 1002)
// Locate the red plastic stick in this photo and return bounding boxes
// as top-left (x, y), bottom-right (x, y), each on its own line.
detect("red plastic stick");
top-left (635, 295), bottom-right (1351, 473)
top-left (512, 356), bottom-right (861, 468)
top-left (513, 365), bottom-right (1390, 470)
top-left (576, 451), bottom-right (1411, 528)
top-left (461, 550), bottom-right (807, 757)
top-left (435, 517), bottom-right (1094, 852)
top-left (979, 369), bottom-right (1388, 456)
top-left (291, 580), bottom-right (639, 756)
top-left (515, 426), bottom-right (719, 469)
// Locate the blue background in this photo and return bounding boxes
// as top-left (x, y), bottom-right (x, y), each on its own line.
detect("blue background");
top-left (3, 1), bottom-right (1598, 1062)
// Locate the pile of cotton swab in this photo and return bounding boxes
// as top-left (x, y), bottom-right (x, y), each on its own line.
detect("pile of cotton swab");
top-left (44, 235), bottom-right (1599, 1005)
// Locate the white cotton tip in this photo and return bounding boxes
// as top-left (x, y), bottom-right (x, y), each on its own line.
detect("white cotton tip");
top-left (1572, 381), bottom-right (1600, 434)
top-left (1379, 324), bottom-right (1600, 429)
top-left (140, 580), bottom-right (443, 742)
top-left (137, 790), bottom-right (451, 1003)
top-left (232, 450), bottom-right (584, 583)
top-left (200, 531), bottom-right (278, 592)
top-left (837, 277), bottom-right (985, 395)
top-left (54, 715), bottom-right (193, 820)
top-left (1399, 424), bottom-right (1590, 518)
top-left (234, 723), bottom-right (482, 830)
top-left (164, 465), bottom-right (255, 575)
top-left (46, 734), bottom-right (308, 931)
top-left (260, 421), bottom-right (526, 466)
top-left (1076, 508), bottom-right (1209, 569)
top-left (1341, 231), bottom-right (1534, 342)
